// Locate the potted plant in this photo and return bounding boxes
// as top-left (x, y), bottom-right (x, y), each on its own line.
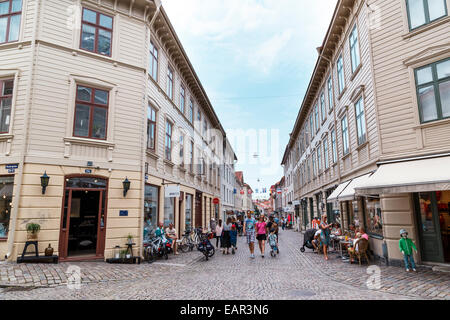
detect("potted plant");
top-left (26, 223), bottom-right (41, 240)
top-left (127, 234), bottom-right (134, 245)
top-left (120, 250), bottom-right (128, 259)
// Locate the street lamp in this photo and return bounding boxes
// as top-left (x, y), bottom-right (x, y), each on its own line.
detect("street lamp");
top-left (122, 177), bottom-right (131, 197)
top-left (40, 171), bottom-right (50, 195)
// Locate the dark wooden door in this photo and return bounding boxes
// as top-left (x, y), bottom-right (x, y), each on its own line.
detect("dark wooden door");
top-left (195, 192), bottom-right (202, 227)
top-left (415, 192), bottom-right (444, 263)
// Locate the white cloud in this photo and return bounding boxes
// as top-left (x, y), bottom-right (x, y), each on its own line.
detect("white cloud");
top-left (249, 29), bottom-right (293, 74)
top-left (163, 0), bottom-right (337, 74)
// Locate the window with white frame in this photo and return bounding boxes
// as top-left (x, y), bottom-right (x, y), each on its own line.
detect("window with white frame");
top-left (341, 115), bottom-right (350, 156)
top-left (0, 79), bottom-right (13, 133)
top-left (314, 103), bottom-right (319, 132)
top-left (337, 54), bottom-right (345, 94)
top-left (149, 41), bottom-right (158, 81)
top-left (355, 97), bottom-right (367, 145)
top-left (317, 143), bottom-right (322, 172)
top-left (167, 66), bottom-right (174, 100)
top-left (188, 99), bottom-right (194, 123)
top-left (349, 24), bottom-right (360, 73)
top-left (324, 138), bottom-right (329, 170)
top-left (327, 76), bottom-right (333, 111)
top-left (180, 86), bottom-right (185, 114)
top-left (320, 93), bottom-right (326, 122)
top-left (312, 151), bottom-right (316, 177)
top-left (331, 129), bottom-right (337, 163)
top-left (147, 104), bottom-right (157, 150)
top-left (406, 0), bottom-right (447, 30)
top-left (165, 120), bottom-right (172, 161)
top-left (179, 134), bottom-right (184, 165)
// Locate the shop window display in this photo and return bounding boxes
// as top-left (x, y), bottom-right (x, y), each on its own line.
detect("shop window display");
top-left (143, 185), bottom-right (158, 242)
top-left (364, 197), bottom-right (382, 236)
top-left (0, 176), bottom-right (13, 238)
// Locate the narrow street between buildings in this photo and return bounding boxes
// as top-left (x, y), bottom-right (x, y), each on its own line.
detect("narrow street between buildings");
top-left (1, 230), bottom-right (448, 300)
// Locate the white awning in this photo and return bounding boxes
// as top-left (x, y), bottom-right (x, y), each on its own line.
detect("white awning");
top-left (327, 180), bottom-right (351, 203)
top-left (338, 173), bottom-right (374, 201)
top-left (356, 156), bottom-right (450, 194)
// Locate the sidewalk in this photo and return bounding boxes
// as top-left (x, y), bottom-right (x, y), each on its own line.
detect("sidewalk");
top-left (0, 250), bottom-right (203, 289)
top-left (296, 232), bottom-right (450, 299)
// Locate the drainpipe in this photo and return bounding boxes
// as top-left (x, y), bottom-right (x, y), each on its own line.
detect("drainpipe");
top-left (6, 0), bottom-right (41, 260)
top-left (138, 0), bottom-right (162, 258)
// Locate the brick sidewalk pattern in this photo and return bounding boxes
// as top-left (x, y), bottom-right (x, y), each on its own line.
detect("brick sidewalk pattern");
top-left (0, 230), bottom-right (448, 300)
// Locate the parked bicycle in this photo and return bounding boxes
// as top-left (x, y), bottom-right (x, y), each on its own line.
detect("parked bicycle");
top-left (143, 230), bottom-right (172, 263)
top-left (179, 229), bottom-right (196, 253)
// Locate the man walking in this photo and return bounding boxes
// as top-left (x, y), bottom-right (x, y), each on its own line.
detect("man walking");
top-left (244, 211), bottom-right (256, 259)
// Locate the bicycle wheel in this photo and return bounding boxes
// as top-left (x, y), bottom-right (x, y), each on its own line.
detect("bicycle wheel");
top-left (145, 247), bottom-right (156, 263)
top-left (179, 238), bottom-right (189, 253)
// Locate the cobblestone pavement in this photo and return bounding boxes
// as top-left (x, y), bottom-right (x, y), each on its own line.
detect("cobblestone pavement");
top-left (0, 230), bottom-right (448, 300)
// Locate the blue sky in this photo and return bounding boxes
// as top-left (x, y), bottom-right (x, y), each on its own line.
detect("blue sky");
top-left (163, 0), bottom-right (337, 199)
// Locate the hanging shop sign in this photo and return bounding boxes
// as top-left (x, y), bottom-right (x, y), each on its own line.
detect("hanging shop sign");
top-left (165, 185), bottom-right (180, 198)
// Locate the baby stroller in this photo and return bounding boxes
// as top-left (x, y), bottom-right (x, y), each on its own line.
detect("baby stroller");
top-left (300, 229), bottom-right (317, 253)
top-left (268, 233), bottom-right (279, 257)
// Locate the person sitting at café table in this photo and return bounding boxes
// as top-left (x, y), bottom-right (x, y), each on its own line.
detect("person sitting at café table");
top-left (348, 224), bottom-right (357, 238)
top-left (331, 223), bottom-right (342, 236)
top-left (312, 229), bottom-right (322, 253)
top-left (165, 223), bottom-right (179, 255)
top-left (347, 228), bottom-right (368, 263)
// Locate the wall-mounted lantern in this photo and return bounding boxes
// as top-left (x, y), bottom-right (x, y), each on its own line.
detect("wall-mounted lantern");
top-left (122, 177), bottom-right (130, 197)
top-left (40, 171), bottom-right (50, 195)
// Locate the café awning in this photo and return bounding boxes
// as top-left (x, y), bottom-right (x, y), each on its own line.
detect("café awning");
top-left (327, 180), bottom-right (351, 203)
top-left (338, 173), bottom-right (374, 201)
top-left (355, 155), bottom-right (450, 194)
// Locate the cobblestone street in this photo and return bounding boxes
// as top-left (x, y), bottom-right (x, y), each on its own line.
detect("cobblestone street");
top-left (0, 230), bottom-right (449, 300)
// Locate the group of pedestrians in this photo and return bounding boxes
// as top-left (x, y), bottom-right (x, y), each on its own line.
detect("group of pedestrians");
top-left (214, 217), bottom-right (240, 255)
top-left (243, 212), bottom-right (280, 259)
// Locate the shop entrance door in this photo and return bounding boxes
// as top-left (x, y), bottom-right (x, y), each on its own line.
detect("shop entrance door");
top-left (414, 192), bottom-right (445, 263)
top-left (195, 191), bottom-right (203, 227)
top-left (59, 177), bottom-right (107, 260)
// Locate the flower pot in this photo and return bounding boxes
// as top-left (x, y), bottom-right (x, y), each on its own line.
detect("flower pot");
top-left (27, 231), bottom-right (38, 241)
top-left (126, 254), bottom-right (131, 259)
top-left (45, 244), bottom-right (54, 256)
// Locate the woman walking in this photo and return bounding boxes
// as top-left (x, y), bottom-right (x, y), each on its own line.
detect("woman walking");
top-left (215, 219), bottom-right (223, 248)
top-left (255, 215), bottom-right (267, 258)
top-left (230, 217), bottom-right (238, 254)
top-left (222, 217), bottom-right (232, 254)
top-left (319, 214), bottom-right (332, 261)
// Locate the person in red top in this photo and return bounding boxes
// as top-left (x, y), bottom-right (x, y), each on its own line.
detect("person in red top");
top-left (255, 215), bottom-right (267, 258)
